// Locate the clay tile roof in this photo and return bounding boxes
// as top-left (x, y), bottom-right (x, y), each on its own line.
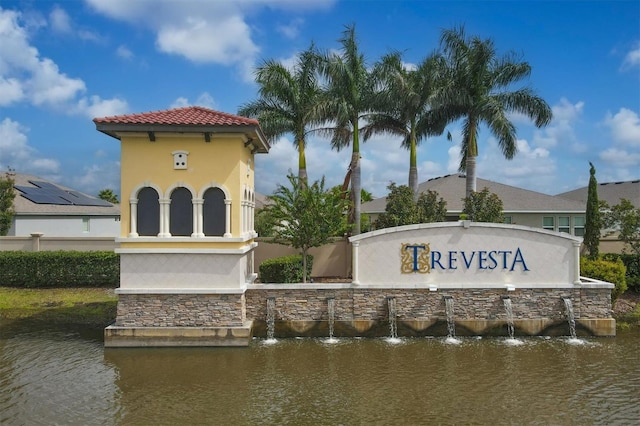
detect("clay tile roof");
top-left (93, 106), bottom-right (269, 153)
top-left (93, 106), bottom-right (259, 127)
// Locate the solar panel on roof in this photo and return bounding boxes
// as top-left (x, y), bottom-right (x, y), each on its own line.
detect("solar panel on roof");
top-left (15, 181), bottom-right (113, 206)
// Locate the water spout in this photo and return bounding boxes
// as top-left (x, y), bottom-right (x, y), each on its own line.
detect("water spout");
top-left (562, 298), bottom-right (577, 339)
top-left (502, 297), bottom-right (515, 339)
top-left (387, 297), bottom-right (398, 339)
top-left (266, 297), bottom-right (276, 342)
top-left (444, 296), bottom-right (458, 341)
top-left (327, 297), bottom-right (336, 341)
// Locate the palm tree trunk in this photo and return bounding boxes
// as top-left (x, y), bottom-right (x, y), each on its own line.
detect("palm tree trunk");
top-left (352, 123), bottom-right (361, 235)
top-left (298, 138), bottom-right (308, 185)
top-left (352, 152), bottom-right (361, 235)
top-left (465, 155), bottom-right (477, 199)
top-left (409, 134), bottom-right (418, 200)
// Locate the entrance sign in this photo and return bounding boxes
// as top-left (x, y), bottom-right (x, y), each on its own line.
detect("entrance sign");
top-left (350, 222), bottom-right (582, 287)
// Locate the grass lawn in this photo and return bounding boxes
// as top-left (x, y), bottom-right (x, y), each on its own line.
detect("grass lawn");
top-left (0, 287), bottom-right (117, 326)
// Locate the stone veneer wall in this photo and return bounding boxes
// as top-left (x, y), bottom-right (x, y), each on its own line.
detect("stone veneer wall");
top-left (112, 287), bottom-right (612, 329)
top-left (244, 287), bottom-right (612, 322)
top-left (115, 293), bottom-right (247, 327)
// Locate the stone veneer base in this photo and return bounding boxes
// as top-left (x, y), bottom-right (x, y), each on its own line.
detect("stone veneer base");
top-left (104, 322), bottom-right (253, 347)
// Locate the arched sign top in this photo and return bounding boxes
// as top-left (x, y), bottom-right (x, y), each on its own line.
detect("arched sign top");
top-left (349, 222), bottom-right (583, 287)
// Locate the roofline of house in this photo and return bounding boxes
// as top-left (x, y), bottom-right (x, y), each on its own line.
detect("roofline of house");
top-left (94, 123), bottom-right (270, 153)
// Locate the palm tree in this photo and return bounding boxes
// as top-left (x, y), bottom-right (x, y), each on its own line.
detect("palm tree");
top-left (238, 44), bottom-right (322, 183)
top-left (364, 51), bottom-right (448, 199)
top-left (316, 25), bottom-right (374, 235)
top-left (438, 26), bottom-right (553, 198)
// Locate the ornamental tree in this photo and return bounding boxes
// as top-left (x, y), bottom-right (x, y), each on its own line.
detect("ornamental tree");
top-left (583, 162), bottom-right (601, 259)
top-left (463, 187), bottom-right (504, 223)
top-left (604, 198), bottom-right (640, 256)
top-left (0, 172), bottom-right (16, 236)
top-left (266, 174), bottom-right (349, 283)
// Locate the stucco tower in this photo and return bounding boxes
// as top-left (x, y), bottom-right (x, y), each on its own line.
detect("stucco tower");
top-left (94, 106), bottom-right (269, 346)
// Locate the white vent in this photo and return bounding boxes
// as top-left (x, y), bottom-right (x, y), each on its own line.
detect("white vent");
top-left (172, 150), bottom-right (189, 170)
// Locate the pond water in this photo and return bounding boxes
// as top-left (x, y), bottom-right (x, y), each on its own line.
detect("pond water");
top-left (1, 320), bottom-right (638, 425)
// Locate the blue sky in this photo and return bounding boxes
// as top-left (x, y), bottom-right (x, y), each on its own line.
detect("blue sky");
top-left (0, 0), bottom-right (638, 200)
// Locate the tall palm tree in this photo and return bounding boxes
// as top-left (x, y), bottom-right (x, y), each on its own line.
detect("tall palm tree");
top-left (364, 51), bottom-right (448, 199)
top-left (316, 24), bottom-right (374, 235)
top-left (438, 26), bottom-right (553, 198)
top-left (238, 44), bottom-right (322, 183)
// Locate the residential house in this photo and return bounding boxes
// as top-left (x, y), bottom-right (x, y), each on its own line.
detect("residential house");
top-left (6, 172), bottom-right (120, 237)
top-left (557, 179), bottom-right (640, 208)
top-left (362, 174), bottom-right (587, 236)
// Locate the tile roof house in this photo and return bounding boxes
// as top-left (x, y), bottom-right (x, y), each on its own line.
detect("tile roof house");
top-left (557, 179), bottom-right (640, 208)
top-left (7, 172), bottom-right (120, 237)
top-left (362, 173), bottom-right (588, 236)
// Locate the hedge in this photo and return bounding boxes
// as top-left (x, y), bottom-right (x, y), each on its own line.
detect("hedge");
top-left (259, 254), bottom-right (313, 283)
top-left (0, 251), bottom-right (119, 288)
top-left (602, 253), bottom-right (640, 292)
top-left (580, 256), bottom-right (627, 301)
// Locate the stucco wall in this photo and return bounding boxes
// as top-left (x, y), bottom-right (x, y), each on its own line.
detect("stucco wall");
top-left (119, 252), bottom-right (248, 289)
top-left (12, 216), bottom-right (120, 237)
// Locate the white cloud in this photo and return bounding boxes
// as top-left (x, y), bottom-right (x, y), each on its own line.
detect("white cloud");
top-left (85, 0), bottom-right (335, 82)
top-left (49, 6), bottom-right (72, 34)
top-left (277, 18), bottom-right (304, 39)
top-left (621, 42), bottom-right (640, 70)
top-left (599, 147), bottom-right (640, 168)
top-left (0, 76), bottom-right (24, 105)
top-left (0, 118), bottom-right (60, 175)
top-left (532, 98), bottom-right (584, 149)
top-left (475, 137), bottom-right (557, 193)
top-left (604, 108), bottom-right (640, 147)
top-left (73, 162), bottom-right (121, 197)
top-left (0, 8), bottom-right (123, 113)
top-left (170, 92), bottom-right (216, 109)
top-left (48, 5), bottom-right (102, 41)
top-left (75, 95), bottom-right (129, 118)
top-left (116, 45), bottom-right (134, 60)
top-left (26, 58), bottom-right (86, 106)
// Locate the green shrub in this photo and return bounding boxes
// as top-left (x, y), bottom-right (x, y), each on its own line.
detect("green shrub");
top-left (602, 253), bottom-right (640, 292)
top-left (259, 254), bottom-right (313, 283)
top-left (581, 256), bottom-right (627, 301)
top-left (0, 251), bottom-right (119, 288)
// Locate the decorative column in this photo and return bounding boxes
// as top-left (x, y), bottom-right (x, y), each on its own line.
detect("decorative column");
top-left (128, 198), bottom-right (139, 237)
top-left (192, 199), bottom-right (204, 237)
top-left (352, 240), bottom-right (360, 285)
top-left (573, 241), bottom-right (582, 284)
top-left (159, 199), bottom-right (171, 237)
top-left (224, 199), bottom-right (232, 238)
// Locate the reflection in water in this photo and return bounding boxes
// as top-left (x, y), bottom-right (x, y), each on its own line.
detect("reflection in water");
top-left (1, 320), bottom-right (639, 425)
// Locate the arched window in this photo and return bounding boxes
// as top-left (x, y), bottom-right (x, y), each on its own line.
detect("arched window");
top-left (170, 187), bottom-right (193, 236)
top-left (137, 187), bottom-right (160, 236)
top-left (203, 187), bottom-right (226, 236)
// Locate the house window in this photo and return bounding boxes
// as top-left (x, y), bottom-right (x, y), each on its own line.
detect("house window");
top-left (573, 216), bottom-right (585, 237)
top-left (558, 216), bottom-right (570, 234)
top-left (543, 216), bottom-right (554, 231)
top-left (82, 217), bottom-right (90, 232)
top-left (503, 216), bottom-right (512, 224)
top-left (203, 187), bottom-right (226, 236)
top-left (170, 187), bottom-right (193, 236)
top-left (137, 187), bottom-right (160, 236)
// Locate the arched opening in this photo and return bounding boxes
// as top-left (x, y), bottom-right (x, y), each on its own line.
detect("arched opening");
top-left (137, 187), bottom-right (160, 236)
top-left (203, 187), bottom-right (226, 236)
top-left (170, 187), bottom-right (193, 236)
